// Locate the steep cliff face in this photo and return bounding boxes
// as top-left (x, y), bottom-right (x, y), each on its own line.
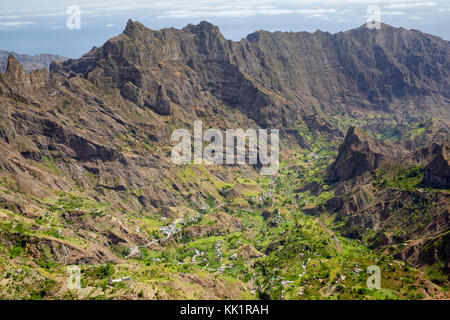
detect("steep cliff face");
top-left (239, 24), bottom-right (450, 118)
top-left (54, 20), bottom-right (450, 127)
top-left (52, 21), bottom-right (287, 127)
top-left (422, 144), bottom-right (450, 188)
top-left (327, 126), bottom-right (401, 181)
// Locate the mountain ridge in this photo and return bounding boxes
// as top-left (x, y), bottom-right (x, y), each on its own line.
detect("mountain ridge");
top-left (52, 20), bottom-right (450, 129)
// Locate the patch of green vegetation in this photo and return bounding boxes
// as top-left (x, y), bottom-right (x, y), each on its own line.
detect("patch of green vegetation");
top-left (374, 166), bottom-right (424, 190)
top-left (44, 228), bottom-right (62, 238)
top-left (30, 279), bottom-right (57, 300)
top-left (86, 264), bottom-right (115, 280)
top-left (425, 262), bottom-right (448, 285)
top-left (9, 244), bottom-right (24, 259)
top-left (110, 244), bottom-right (130, 258)
top-left (41, 156), bottom-right (62, 175)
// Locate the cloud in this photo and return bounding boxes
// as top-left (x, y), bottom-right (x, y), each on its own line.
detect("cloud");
top-left (105, 24), bottom-right (115, 27)
top-left (26, 11), bottom-right (67, 17)
top-left (382, 11), bottom-right (406, 15)
top-left (0, 21), bottom-right (35, 29)
top-left (157, 10), bottom-right (255, 19)
top-left (157, 7), bottom-right (351, 19)
top-left (0, 15), bottom-right (22, 19)
top-left (384, 2), bottom-right (437, 9)
top-left (26, 9), bottom-right (92, 17)
top-left (307, 14), bottom-right (328, 19)
top-left (2, 0), bottom-right (449, 17)
top-left (1, 0), bottom-right (447, 28)
top-left (295, 9), bottom-right (338, 14)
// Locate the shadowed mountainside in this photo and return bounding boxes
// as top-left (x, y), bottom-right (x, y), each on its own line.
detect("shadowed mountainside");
top-left (54, 20), bottom-right (450, 127)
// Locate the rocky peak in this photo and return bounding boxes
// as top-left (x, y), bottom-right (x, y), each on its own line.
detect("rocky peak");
top-left (342, 126), bottom-right (368, 148)
top-left (245, 30), bottom-right (270, 43)
top-left (182, 21), bottom-right (226, 54)
top-left (1, 54), bottom-right (52, 97)
top-left (353, 22), bottom-right (397, 31)
top-left (5, 55), bottom-right (26, 82)
top-left (422, 143), bottom-right (450, 188)
top-left (328, 127), bottom-right (400, 181)
top-left (122, 19), bottom-right (148, 38)
top-left (340, 127), bottom-right (381, 155)
top-left (183, 21), bottom-right (221, 35)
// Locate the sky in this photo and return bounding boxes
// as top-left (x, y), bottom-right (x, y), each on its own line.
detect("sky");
top-left (0, 0), bottom-right (449, 58)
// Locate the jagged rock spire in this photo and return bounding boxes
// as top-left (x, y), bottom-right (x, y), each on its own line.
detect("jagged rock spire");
top-left (124, 19), bottom-right (135, 33)
top-left (422, 143), bottom-right (450, 188)
top-left (123, 19), bottom-right (145, 37)
top-left (6, 55), bottom-right (26, 81)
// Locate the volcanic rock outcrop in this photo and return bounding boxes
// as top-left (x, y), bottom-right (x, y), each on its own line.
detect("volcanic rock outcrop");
top-left (422, 143), bottom-right (450, 188)
top-left (327, 126), bottom-right (403, 181)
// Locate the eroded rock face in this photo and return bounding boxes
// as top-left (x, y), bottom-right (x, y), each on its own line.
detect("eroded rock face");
top-left (120, 81), bottom-right (143, 105)
top-left (6, 55), bottom-right (27, 84)
top-left (54, 20), bottom-right (450, 128)
top-left (302, 114), bottom-right (343, 139)
top-left (328, 126), bottom-right (401, 181)
top-left (146, 85), bottom-right (172, 116)
top-left (422, 144), bottom-right (450, 188)
top-left (395, 232), bottom-right (450, 272)
top-left (0, 55), bottom-right (52, 96)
